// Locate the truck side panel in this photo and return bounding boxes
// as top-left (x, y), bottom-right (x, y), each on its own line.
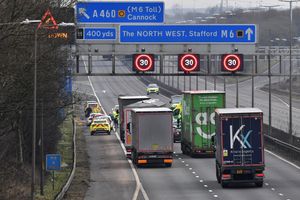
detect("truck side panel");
top-left (193, 93), bottom-right (225, 151)
top-left (124, 108), bottom-right (132, 148)
top-left (182, 93), bottom-right (192, 144)
top-left (118, 97), bottom-right (149, 142)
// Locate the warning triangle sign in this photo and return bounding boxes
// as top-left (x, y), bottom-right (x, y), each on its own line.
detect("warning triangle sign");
top-left (38, 9), bottom-right (58, 30)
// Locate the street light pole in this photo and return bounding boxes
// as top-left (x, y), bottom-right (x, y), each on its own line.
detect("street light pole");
top-left (279, 0), bottom-right (299, 136)
top-left (31, 22), bottom-right (75, 199)
top-left (31, 27), bottom-right (37, 200)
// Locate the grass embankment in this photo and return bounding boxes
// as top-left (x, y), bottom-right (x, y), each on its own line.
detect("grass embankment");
top-left (36, 113), bottom-right (74, 200)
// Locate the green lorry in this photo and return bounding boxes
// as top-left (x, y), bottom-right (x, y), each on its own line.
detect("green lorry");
top-left (181, 91), bottom-right (225, 157)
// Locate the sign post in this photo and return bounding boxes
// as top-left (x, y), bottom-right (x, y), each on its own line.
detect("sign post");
top-left (77, 27), bottom-right (117, 40)
top-left (221, 54), bottom-right (244, 72)
top-left (76, 2), bottom-right (164, 23)
top-left (132, 54), bottom-right (155, 72)
top-left (178, 54), bottom-right (200, 72)
top-left (120, 24), bottom-right (257, 43)
top-left (46, 154), bottom-right (61, 190)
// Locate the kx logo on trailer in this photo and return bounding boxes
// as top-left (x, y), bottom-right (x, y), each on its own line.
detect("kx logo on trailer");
top-left (230, 125), bottom-right (252, 149)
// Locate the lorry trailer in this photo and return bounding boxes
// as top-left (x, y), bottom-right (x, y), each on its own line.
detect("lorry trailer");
top-left (118, 96), bottom-right (150, 143)
top-left (181, 91), bottom-right (225, 157)
top-left (215, 108), bottom-right (265, 188)
top-left (123, 99), bottom-right (166, 157)
top-left (131, 107), bottom-right (173, 167)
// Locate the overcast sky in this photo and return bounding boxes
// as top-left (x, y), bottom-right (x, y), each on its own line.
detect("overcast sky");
top-left (101, 0), bottom-right (298, 9)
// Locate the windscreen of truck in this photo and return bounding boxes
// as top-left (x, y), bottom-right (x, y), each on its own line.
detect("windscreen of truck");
top-left (222, 116), bottom-right (263, 166)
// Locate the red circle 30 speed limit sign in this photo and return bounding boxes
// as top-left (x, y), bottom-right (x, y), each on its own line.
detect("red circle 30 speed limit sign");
top-left (221, 54), bottom-right (244, 72)
top-left (132, 54), bottom-right (155, 72)
top-left (178, 54), bottom-right (200, 72)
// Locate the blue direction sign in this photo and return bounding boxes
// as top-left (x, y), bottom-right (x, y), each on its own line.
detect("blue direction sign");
top-left (76, 2), bottom-right (164, 23)
top-left (120, 24), bottom-right (257, 43)
top-left (46, 154), bottom-right (61, 171)
top-left (78, 28), bottom-right (116, 40)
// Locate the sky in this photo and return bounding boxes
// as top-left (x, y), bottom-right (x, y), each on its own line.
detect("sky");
top-left (96, 0), bottom-right (298, 9)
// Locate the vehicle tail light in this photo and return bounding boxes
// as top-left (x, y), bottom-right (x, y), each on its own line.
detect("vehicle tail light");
top-left (164, 159), bottom-right (173, 164)
top-left (138, 160), bottom-right (147, 164)
top-left (222, 174), bottom-right (231, 180)
top-left (255, 173), bottom-right (264, 178)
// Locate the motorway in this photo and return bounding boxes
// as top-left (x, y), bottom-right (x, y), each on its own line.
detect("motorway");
top-left (73, 57), bottom-right (300, 200)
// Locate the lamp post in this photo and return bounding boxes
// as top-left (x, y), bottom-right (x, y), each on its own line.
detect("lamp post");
top-left (1, 18), bottom-right (41, 200)
top-left (279, 0), bottom-right (299, 136)
top-left (32, 22), bottom-right (75, 199)
top-left (1, 18), bottom-right (74, 199)
top-left (3, 19), bottom-right (41, 200)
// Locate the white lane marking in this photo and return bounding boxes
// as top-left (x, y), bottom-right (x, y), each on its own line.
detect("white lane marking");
top-left (209, 190), bottom-right (213, 193)
top-left (195, 176), bottom-right (199, 178)
top-left (178, 157), bottom-right (182, 160)
top-left (213, 194), bottom-right (218, 198)
top-left (279, 193), bottom-right (284, 196)
top-left (265, 149), bottom-right (300, 170)
top-left (204, 185), bottom-right (208, 188)
top-left (200, 180), bottom-right (204, 183)
top-left (192, 172), bottom-right (196, 174)
top-left (189, 168), bottom-right (192, 170)
top-left (271, 188), bottom-right (275, 191)
top-left (182, 161), bottom-right (185, 163)
top-left (265, 183), bottom-right (269, 186)
top-left (83, 58), bottom-right (149, 200)
top-left (185, 164), bottom-right (189, 167)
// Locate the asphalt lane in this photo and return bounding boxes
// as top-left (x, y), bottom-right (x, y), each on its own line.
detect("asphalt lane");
top-left (78, 57), bottom-right (300, 200)
top-left (73, 75), bottom-right (137, 200)
top-left (88, 61), bottom-right (212, 199)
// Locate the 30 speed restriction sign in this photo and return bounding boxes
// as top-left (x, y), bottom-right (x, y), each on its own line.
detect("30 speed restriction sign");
top-left (132, 54), bottom-right (155, 72)
top-left (178, 54), bottom-right (200, 72)
top-left (221, 54), bottom-right (244, 72)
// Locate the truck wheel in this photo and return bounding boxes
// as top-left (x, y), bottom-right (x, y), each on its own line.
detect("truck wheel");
top-left (181, 143), bottom-right (186, 154)
top-left (221, 181), bottom-right (228, 188)
top-left (107, 131), bottom-right (111, 135)
top-left (90, 132), bottom-right (94, 136)
top-left (216, 164), bottom-right (221, 183)
top-left (132, 151), bottom-right (138, 166)
top-left (255, 181), bottom-right (263, 187)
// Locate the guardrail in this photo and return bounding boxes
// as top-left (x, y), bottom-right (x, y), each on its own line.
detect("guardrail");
top-left (55, 117), bottom-right (77, 200)
top-left (264, 134), bottom-right (300, 154)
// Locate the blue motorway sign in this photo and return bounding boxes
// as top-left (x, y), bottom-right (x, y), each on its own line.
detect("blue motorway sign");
top-left (120, 24), bottom-right (257, 43)
top-left (80, 28), bottom-right (116, 40)
top-left (76, 2), bottom-right (164, 23)
top-left (46, 154), bottom-right (61, 171)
